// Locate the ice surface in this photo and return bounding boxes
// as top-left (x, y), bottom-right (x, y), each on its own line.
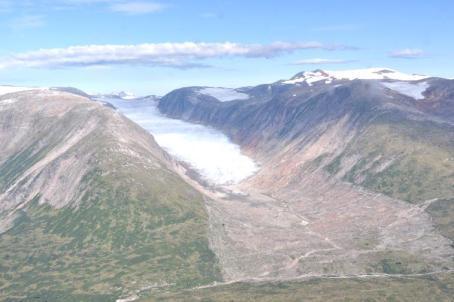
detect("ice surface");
top-left (101, 97), bottom-right (258, 185)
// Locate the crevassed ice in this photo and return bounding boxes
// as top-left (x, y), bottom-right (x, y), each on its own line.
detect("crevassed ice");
top-left (101, 97), bottom-right (258, 185)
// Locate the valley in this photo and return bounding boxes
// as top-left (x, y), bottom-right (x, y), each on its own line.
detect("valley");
top-left (0, 68), bottom-right (453, 301)
top-left (100, 68), bottom-right (453, 300)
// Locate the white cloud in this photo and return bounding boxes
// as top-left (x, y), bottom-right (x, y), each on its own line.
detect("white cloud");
top-left (110, 1), bottom-right (165, 14)
top-left (293, 58), bottom-right (354, 65)
top-left (389, 48), bottom-right (425, 58)
top-left (0, 41), bottom-right (351, 69)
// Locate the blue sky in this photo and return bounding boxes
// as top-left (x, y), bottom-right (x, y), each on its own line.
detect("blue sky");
top-left (0, 0), bottom-right (452, 95)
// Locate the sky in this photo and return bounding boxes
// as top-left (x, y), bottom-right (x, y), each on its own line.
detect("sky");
top-left (0, 0), bottom-right (453, 95)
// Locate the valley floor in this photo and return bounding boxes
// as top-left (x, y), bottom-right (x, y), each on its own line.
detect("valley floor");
top-left (146, 271), bottom-right (454, 302)
top-left (196, 177), bottom-right (453, 282)
top-left (145, 164), bottom-right (454, 301)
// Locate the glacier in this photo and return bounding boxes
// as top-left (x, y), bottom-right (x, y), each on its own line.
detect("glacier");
top-left (100, 97), bottom-right (258, 185)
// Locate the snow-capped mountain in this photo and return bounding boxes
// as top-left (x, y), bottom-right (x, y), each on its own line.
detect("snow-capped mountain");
top-left (281, 68), bottom-right (428, 86)
top-left (95, 91), bottom-right (138, 100)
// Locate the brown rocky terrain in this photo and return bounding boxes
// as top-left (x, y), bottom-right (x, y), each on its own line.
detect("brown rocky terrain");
top-left (158, 73), bottom-right (454, 283)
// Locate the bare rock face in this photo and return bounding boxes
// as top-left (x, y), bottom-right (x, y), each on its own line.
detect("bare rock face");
top-left (0, 90), bottom-right (166, 217)
top-left (0, 90), bottom-right (221, 300)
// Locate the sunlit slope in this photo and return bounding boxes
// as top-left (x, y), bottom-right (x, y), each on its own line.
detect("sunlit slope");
top-left (0, 91), bottom-right (221, 301)
top-left (158, 77), bottom-right (454, 204)
top-left (323, 115), bottom-right (454, 203)
top-left (147, 272), bottom-right (454, 302)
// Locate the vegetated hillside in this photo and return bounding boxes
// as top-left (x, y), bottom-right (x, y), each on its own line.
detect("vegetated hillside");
top-left (0, 90), bottom-right (221, 301)
top-left (158, 74), bottom-right (454, 204)
top-left (157, 72), bottom-right (454, 284)
top-left (147, 272), bottom-right (454, 302)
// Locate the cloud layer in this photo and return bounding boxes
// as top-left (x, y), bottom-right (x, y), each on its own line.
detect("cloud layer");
top-left (0, 41), bottom-right (351, 69)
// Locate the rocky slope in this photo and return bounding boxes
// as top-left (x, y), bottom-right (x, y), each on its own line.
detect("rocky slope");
top-left (158, 69), bottom-right (454, 203)
top-left (1, 69), bottom-right (453, 300)
top-left (157, 69), bottom-right (454, 282)
top-left (0, 90), bottom-right (221, 301)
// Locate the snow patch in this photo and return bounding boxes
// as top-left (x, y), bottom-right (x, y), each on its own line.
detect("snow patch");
top-left (326, 68), bottom-right (428, 81)
top-left (0, 85), bottom-right (41, 96)
top-left (198, 87), bottom-right (249, 102)
top-left (100, 97), bottom-right (258, 185)
top-left (95, 91), bottom-right (137, 100)
top-left (115, 91), bottom-right (136, 100)
top-left (283, 68), bottom-right (429, 86)
top-left (0, 99), bottom-right (17, 104)
top-left (382, 81), bottom-right (429, 100)
top-left (283, 70), bottom-right (332, 86)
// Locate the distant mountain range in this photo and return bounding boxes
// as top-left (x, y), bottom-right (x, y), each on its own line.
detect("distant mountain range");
top-left (0, 68), bottom-right (453, 301)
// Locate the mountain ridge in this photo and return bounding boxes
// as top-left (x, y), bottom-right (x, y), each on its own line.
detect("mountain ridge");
top-left (153, 68), bottom-right (454, 286)
top-left (0, 89), bottom-right (221, 300)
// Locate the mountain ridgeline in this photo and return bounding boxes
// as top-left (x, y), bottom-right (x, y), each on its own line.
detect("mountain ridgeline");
top-left (153, 68), bottom-right (454, 300)
top-left (0, 90), bottom-right (221, 300)
top-left (158, 69), bottom-right (454, 204)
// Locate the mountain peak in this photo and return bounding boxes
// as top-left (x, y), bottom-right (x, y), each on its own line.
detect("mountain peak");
top-left (116, 91), bottom-right (136, 99)
top-left (283, 67), bottom-right (429, 86)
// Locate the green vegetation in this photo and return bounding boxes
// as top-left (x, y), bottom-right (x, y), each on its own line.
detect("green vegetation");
top-left (324, 154), bottom-right (342, 175)
top-left (144, 273), bottom-right (454, 302)
top-left (0, 141), bottom-right (55, 191)
top-left (0, 142), bottom-right (221, 301)
top-left (324, 117), bottom-right (454, 203)
top-left (426, 198), bottom-right (454, 241)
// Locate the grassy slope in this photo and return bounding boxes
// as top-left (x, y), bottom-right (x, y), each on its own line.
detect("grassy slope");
top-left (0, 101), bottom-right (221, 301)
top-left (146, 273), bottom-right (454, 302)
top-left (426, 198), bottom-right (454, 241)
top-left (324, 117), bottom-right (454, 204)
top-left (320, 117), bottom-right (454, 252)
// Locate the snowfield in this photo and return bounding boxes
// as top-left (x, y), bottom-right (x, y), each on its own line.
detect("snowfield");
top-left (283, 71), bottom-right (333, 86)
top-left (382, 81), bottom-right (429, 100)
top-left (283, 68), bottom-right (429, 86)
top-left (100, 97), bottom-right (258, 185)
top-left (198, 87), bottom-right (250, 102)
top-left (326, 68), bottom-right (428, 81)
